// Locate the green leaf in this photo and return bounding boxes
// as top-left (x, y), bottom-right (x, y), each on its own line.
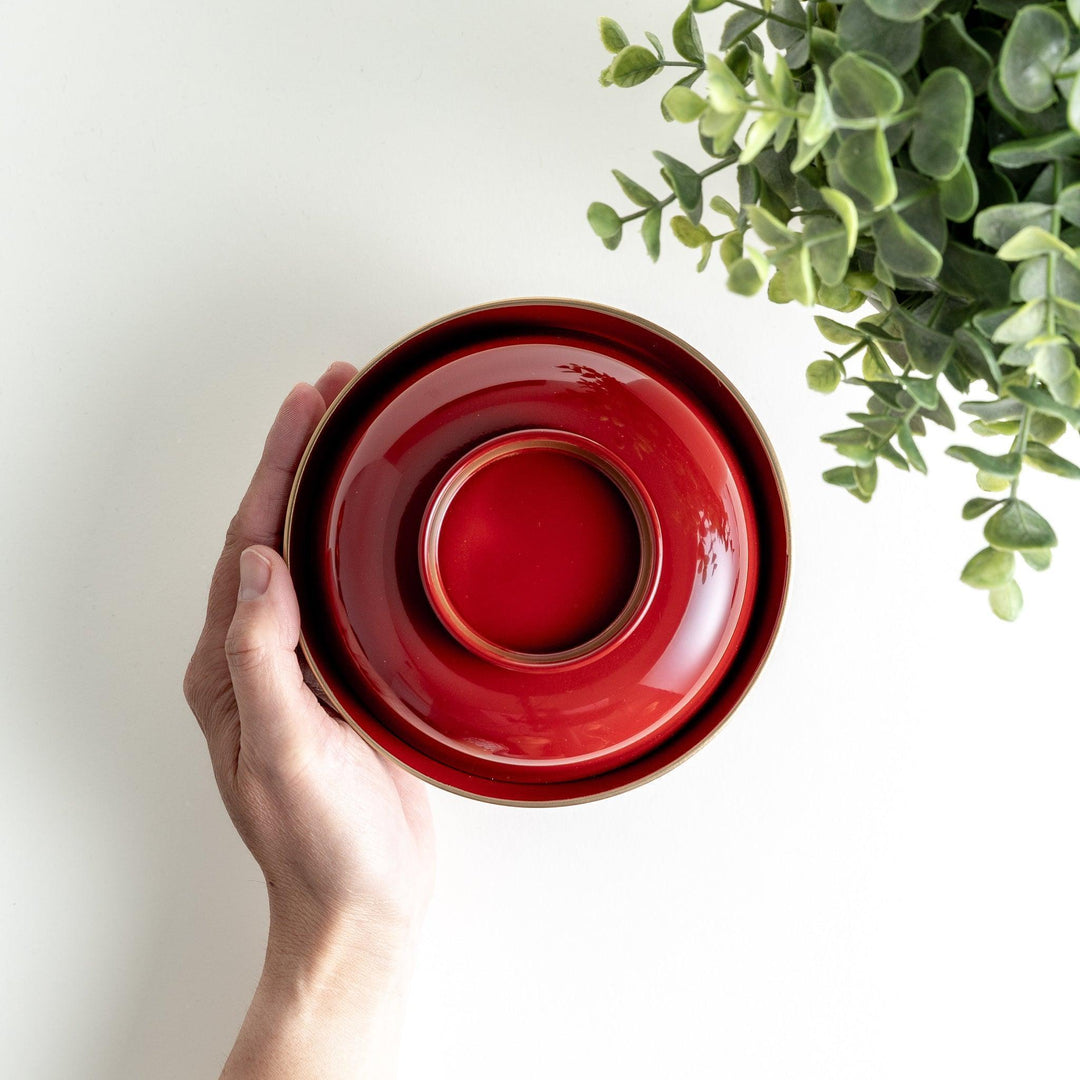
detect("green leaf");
top-left (939, 242), bottom-right (1012, 308)
top-left (823, 465), bottom-right (859, 489)
top-left (850, 377), bottom-right (906, 410)
top-left (946, 445), bottom-right (1022, 476)
top-left (727, 248), bottom-right (770, 295)
top-left (673, 4), bottom-right (704, 63)
top-left (641, 206), bottom-right (661, 262)
top-left (990, 132), bottom-right (1080, 169)
top-left (970, 418), bottom-right (1020, 436)
top-left (911, 69), bottom-right (973, 180)
top-left (588, 202), bottom-right (622, 240)
top-left (961, 546), bottom-right (1015, 588)
top-left (1031, 338), bottom-right (1078, 401)
top-left (898, 421), bottom-right (927, 473)
top-left (836, 0), bottom-right (922, 74)
top-left (671, 214), bottom-right (711, 247)
top-left (960, 398), bottom-right (1025, 421)
top-left (893, 308), bottom-right (952, 374)
top-left (992, 300), bottom-right (1049, 344)
top-left (863, 0), bottom-right (940, 21)
top-left (710, 194), bottom-right (738, 222)
top-left (772, 247), bottom-right (816, 306)
top-left (989, 580), bottom-right (1023, 620)
top-left (1031, 412), bottom-right (1068, 443)
top-left (611, 45), bottom-right (663, 88)
top-left (973, 203), bottom-right (1054, 249)
top-left (663, 85), bottom-right (708, 122)
top-left (644, 32), bottom-right (666, 60)
top-left (719, 230), bottom-right (744, 269)
top-left (721, 8), bottom-right (766, 49)
top-left (707, 55), bottom-right (751, 114)
top-left (770, 56), bottom-right (798, 150)
top-left (996, 227), bottom-right (1076, 262)
top-left (962, 497), bottom-right (1002, 520)
top-left (984, 499), bottom-right (1058, 550)
top-left (848, 411), bottom-right (896, 436)
top-left (938, 159), bottom-right (979, 223)
top-left (807, 358), bottom-right (843, 392)
top-left (1070, 76), bottom-right (1080, 139)
top-left (693, 0), bottom-right (724, 10)
top-left (828, 53), bottom-right (904, 120)
top-left (872, 208), bottom-right (943, 278)
top-left (804, 73), bottom-right (835, 145)
top-left (700, 105), bottom-right (745, 156)
top-left (999, 5), bottom-right (1070, 113)
top-left (1021, 548), bottom-right (1053, 570)
top-left (954, 327), bottom-right (1003, 387)
top-left (920, 395), bottom-right (954, 432)
top-left (821, 426), bottom-right (873, 447)
top-left (804, 217), bottom-right (850, 286)
top-left (768, 0), bottom-right (806, 51)
top-left (878, 440), bottom-right (910, 471)
top-left (746, 205), bottom-right (795, 247)
top-left (818, 283), bottom-right (864, 311)
top-left (820, 187), bottom-right (858, 256)
top-left (814, 316), bottom-right (862, 345)
top-left (1023, 441), bottom-right (1080, 478)
top-left (854, 460), bottom-right (878, 497)
top-left (654, 151), bottom-right (703, 223)
top-left (1057, 183), bottom-right (1080, 228)
top-left (837, 128), bottom-right (897, 211)
top-left (612, 170), bottom-right (658, 208)
top-left (599, 17), bottom-right (630, 54)
top-left (793, 79), bottom-right (836, 172)
top-left (740, 113), bottom-right (784, 165)
top-left (1006, 383), bottom-right (1080, 426)
top-left (836, 443), bottom-right (878, 467)
top-left (977, 469), bottom-right (1012, 492)
top-left (923, 14), bottom-right (994, 95)
top-left (902, 376), bottom-right (940, 409)
top-left (863, 341), bottom-right (892, 380)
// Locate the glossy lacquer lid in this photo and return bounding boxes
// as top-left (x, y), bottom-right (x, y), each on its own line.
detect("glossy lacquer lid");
top-left (285, 299), bottom-right (790, 805)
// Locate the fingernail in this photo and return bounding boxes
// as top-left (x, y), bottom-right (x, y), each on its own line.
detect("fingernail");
top-left (238, 548), bottom-right (272, 601)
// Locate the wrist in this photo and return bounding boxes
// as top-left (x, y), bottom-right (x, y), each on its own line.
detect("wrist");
top-left (263, 894), bottom-right (420, 1007)
top-left (220, 905), bottom-right (418, 1080)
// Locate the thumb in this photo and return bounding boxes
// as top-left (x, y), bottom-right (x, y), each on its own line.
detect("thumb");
top-left (224, 545), bottom-right (319, 761)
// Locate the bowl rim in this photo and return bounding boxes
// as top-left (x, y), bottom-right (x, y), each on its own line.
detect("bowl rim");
top-left (284, 295), bottom-right (792, 806)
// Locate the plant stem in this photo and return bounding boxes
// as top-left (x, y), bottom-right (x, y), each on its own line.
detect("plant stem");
top-left (1009, 160), bottom-right (1063, 500)
top-left (618, 155), bottom-right (738, 224)
top-left (724, 0), bottom-right (806, 29)
top-left (620, 196), bottom-right (675, 224)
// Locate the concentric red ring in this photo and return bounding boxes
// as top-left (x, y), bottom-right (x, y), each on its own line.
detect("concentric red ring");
top-left (284, 299), bottom-right (790, 805)
top-left (418, 429), bottom-right (662, 672)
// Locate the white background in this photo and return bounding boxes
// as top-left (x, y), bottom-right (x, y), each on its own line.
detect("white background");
top-left (3, 2), bottom-right (1079, 1077)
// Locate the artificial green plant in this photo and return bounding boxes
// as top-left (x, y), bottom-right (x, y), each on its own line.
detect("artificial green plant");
top-left (588, 0), bottom-right (1080, 619)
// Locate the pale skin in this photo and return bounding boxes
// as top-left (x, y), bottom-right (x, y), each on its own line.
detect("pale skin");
top-left (183, 362), bottom-right (436, 1079)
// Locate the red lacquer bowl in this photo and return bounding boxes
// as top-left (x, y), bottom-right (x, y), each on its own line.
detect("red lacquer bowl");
top-left (285, 299), bottom-right (790, 805)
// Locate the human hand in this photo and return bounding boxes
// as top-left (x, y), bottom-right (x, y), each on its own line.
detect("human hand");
top-left (183, 364), bottom-right (435, 1079)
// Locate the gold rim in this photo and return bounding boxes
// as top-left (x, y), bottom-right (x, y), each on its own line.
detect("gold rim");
top-left (283, 296), bottom-right (792, 807)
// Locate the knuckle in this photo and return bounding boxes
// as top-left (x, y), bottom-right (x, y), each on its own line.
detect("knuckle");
top-left (224, 621), bottom-right (268, 674)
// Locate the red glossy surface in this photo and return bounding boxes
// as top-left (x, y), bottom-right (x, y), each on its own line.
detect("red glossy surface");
top-left (429, 434), bottom-right (643, 657)
top-left (286, 300), bottom-right (790, 804)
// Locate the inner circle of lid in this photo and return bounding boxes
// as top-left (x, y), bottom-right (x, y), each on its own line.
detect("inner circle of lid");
top-left (420, 430), bottom-right (659, 668)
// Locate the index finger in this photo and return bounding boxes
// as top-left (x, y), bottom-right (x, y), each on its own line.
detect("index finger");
top-left (189, 366), bottom-right (357, 720)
